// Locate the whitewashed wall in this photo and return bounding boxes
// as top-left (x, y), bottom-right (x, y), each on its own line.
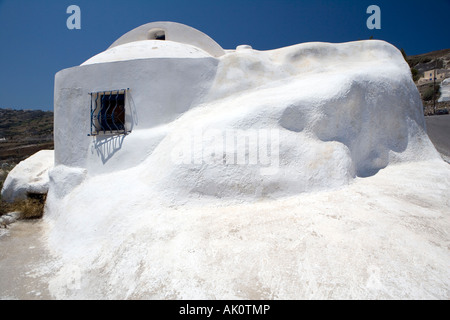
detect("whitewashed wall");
top-left (54, 56), bottom-right (218, 174)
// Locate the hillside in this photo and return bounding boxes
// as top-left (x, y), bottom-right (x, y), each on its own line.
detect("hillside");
top-left (406, 48), bottom-right (450, 113)
top-left (0, 108), bottom-right (53, 164)
top-left (407, 48), bottom-right (450, 74)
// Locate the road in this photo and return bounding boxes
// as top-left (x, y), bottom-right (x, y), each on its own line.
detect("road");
top-left (425, 114), bottom-right (450, 160)
top-left (0, 220), bottom-right (52, 299)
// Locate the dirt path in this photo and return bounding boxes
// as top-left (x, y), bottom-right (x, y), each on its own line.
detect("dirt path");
top-left (0, 220), bottom-right (53, 299)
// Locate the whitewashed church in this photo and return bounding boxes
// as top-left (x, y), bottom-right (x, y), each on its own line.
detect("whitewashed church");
top-left (54, 21), bottom-right (224, 174)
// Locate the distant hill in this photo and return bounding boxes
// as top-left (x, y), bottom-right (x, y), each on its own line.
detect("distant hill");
top-left (0, 108), bottom-right (53, 164)
top-left (407, 48), bottom-right (450, 74)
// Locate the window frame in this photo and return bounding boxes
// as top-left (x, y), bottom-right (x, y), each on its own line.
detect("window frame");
top-left (89, 88), bottom-right (130, 136)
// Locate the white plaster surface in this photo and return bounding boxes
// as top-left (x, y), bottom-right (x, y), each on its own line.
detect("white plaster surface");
top-left (108, 21), bottom-right (225, 57)
top-left (40, 37), bottom-right (450, 299)
top-left (58, 39), bottom-right (437, 200)
top-left (1, 150), bottom-right (54, 202)
top-left (42, 159), bottom-right (450, 299)
top-left (54, 55), bottom-right (218, 173)
top-left (82, 40), bottom-right (212, 65)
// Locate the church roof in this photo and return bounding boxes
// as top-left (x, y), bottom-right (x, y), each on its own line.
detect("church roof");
top-left (82, 21), bottom-right (225, 65)
top-left (81, 40), bottom-right (212, 65)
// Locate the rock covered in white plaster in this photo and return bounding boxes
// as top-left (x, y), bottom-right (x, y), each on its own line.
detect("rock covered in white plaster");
top-left (48, 165), bottom-right (87, 199)
top-left (44, 31), bottom-right (450, 299)
top-left (132, 40), bottom-right (440, 201)
top-left (53, 39), bottom-right (440, 201)
top-left (1, 150), bottom-right (54, 202)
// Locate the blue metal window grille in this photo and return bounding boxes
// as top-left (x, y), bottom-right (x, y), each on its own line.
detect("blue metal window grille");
top-left (89, 89), bottom-right (129, 136)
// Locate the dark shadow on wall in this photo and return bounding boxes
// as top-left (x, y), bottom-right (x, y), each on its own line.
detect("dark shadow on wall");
top-left (94, 135), bottom-right (125, 164)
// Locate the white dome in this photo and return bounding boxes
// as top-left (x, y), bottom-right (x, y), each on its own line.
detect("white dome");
top-left (81, 40), bottom-right (212, 66)
top-left (108, 21), bottom-right (225, 58)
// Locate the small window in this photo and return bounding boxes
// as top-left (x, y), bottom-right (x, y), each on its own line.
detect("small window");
top-left (148, 28), bottom-right (166, 40)
top-left (155, 32), bottom-right (165, 40)
top-left (89, 89), bottom-right (128, 136)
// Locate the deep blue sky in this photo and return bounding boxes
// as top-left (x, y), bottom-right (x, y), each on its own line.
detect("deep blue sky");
top-left (0, 0), bottom-right (449, 111)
